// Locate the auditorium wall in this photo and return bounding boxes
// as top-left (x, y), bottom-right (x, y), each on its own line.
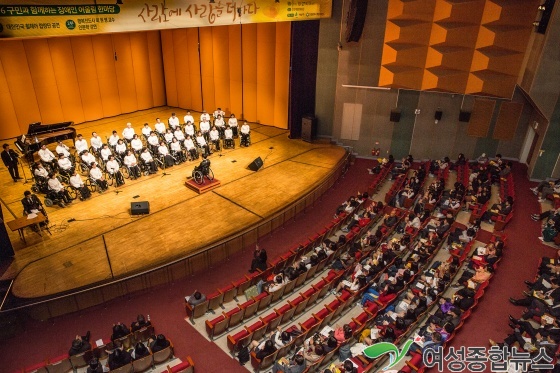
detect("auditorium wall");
top-left (160, 23), bottom-right (291, 129)
top-left (314, 0), bottom-right (545, 169)
top-left (0, 31), bottom-right (166, 140)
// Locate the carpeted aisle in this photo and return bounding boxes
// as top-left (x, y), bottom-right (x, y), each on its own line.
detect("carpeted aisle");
top-left (0, 158), bottom-right (376, 372)
top-left (447, 163), bottom-right (558, 369)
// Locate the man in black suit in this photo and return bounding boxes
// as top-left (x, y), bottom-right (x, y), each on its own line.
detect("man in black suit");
top-left (1, 144), bottom-right (21, 182)
top-left (21, 191), bottom-right (48, 221)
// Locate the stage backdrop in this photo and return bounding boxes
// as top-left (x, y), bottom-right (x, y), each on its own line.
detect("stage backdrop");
top-left (0, 0), bottom-right (332, 38)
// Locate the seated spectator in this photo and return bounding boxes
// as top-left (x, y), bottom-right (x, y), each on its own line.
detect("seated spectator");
top-left (149, 334), bottom-right (171, 353)
top-left (107, 341), bottom-right (132, 370)
top-left (250, 338), bottom-right (277, 360)
top-left (453, 264), bottom-right (491, 288)
top-left (86, 358), bottom-right (107, 373)
top-left (452, 288), bottom-right (475, 311)
top-left (540, 219), bottom-right (559, 243)
top-left (68, 332), bottom-right (91, 356)
top-left (111, 322), bottom-right (130, 341)
top-left (481, 196), bottom-right (513, 224)
top-left (272, 327), bottom-right (292, 349)
top-left (131, 314), bottom-right (151, 332)
top-left (249, 245), bottom-right (268, 273)
top-left (186, 291), bottom-right (207, 307)
top-left (383, 210), bottom-right (398, 227)
top-left (302, 336), bottom-right (325, 363)
top-left (130, 342), bottom-right (150, 360)
top-left (272, 353), bottom-right (306, 373)
top-left (531, 207), bottom-right (560, 222)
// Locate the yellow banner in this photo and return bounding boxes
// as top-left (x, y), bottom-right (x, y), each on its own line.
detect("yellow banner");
top-left (0, 0), bottom-right (332, 38)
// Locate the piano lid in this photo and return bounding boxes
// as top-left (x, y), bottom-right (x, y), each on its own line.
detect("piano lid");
top-left (27, 121), bottom-right (74, 135)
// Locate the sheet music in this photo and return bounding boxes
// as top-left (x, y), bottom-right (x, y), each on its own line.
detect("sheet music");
top-left (27, 213), bottom-right (38, 219)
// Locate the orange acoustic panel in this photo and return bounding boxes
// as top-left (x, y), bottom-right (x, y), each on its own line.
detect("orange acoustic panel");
top-left (130, 32), bottom-right (154, 110)
top-left (160, 30), bottom-right (178, 108)
top-left (212, 25), bottom-right (232, 117)
top-left (0, 40), bottom-right (41, 133)
top-left (228, 25), bottom-right (243, 119)
top-left (256, 23), bottom-right (276, 126)
top-left (90, 34), bottom-right (121, 118)
top-left (187, 28), bottom-right (203, 112)
top-left (467, 98), bottom-right (496, 138)
top-left (23, 39), bottom-right (65, 125)
top-left (146, 31), bottom-right (166, 107)
top-left (172, 29), bottom-right (191, 110)
top-left (48, 37), bottom-right (86, 124)
top-left (242, 23), bottom-right (258, 123)
top-left (492, 102), bottom-right (523, 140)
top-left (200, 27), bottom-right (216, 112)
top-left (0, 58), bottom-right (20, 139)
top-left (274, 22), bottom-right (291, 129)
top-left (112, 33), bottom-right (139, 114)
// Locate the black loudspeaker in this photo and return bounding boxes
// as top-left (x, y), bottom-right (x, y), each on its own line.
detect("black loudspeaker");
top-left (248, 157), bottom-right (264, 172)
top-left (390, 109), bottom-right (401, 123)
top-left (434, 110), bottom-right (443, 121)
top-left (459, 110), bottom-right (471, 122)
top-left (345, 0), bottom-right (369, 42)
top-left (302, 116), bottom-right (317, 143)
top-left (131, 201), bottom-right (150, 215)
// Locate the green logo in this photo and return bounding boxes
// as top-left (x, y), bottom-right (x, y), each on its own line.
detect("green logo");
top-left (363, 340), bottom-right (414, 370)
top-left (65, 20), bottom-right (75, 30)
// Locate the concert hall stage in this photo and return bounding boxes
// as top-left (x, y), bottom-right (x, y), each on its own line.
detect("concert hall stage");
top-left (0, 107), bottom-right (346, 309)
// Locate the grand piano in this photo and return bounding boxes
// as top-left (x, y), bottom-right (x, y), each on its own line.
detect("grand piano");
top-left (14, 121), bottom-right (76, 162)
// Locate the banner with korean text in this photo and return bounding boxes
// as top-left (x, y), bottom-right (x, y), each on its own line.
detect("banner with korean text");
top-left (0, 0), bottom-right (332, 38)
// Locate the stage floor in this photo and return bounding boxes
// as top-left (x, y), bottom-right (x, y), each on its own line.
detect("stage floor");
top-left (0, 107), bottom-right (346, 299)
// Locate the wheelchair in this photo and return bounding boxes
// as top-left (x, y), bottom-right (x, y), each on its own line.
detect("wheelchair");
top-left (44, 186), bottom-right (75, 207)
top-left (78, 161), bottom-right (90, 176)
top-left (87, 175), bottom-right (110, 193)
top-left (223, 137), bottom-right (235, 149)
top-left (240, 133), bottom-right (251, 147)
top-left (31, 176), bottom-right (50, 194)
top-left (192, 161), bottom-right (214, 185)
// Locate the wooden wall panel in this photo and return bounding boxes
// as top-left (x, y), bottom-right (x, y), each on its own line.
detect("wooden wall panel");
top-left (242, 24), bottom-right (258, 122)
top-left (200, 27), bottom-right (216, 112)
top-left (171, 29), bottom-right (190, 110)
top-left (160, 30), bottom-right (178, 108)
top-left (112, 33), bottom-right (139, 114)
top-left (493, 102), bottom-right (523, 140)
top-left (24, 39), bottom-right (64, 124)
top-left (467, 98), bottom-right (495, 138)
top-left (256, 23), bottom-right (276, 126)
top-left (130, 32), bottom-right (154, 110)
top-left (212, 25), bottom-right (231, 116)
top-left (0, 40), bottom-right (41, 132)
top-left (228, 25), bottom-right (243, 118)
top-left (48, 38), bottom-right (85, 124)
top-left (187, 28), bottom-right (203, 112)
top-left (146, 31), bottom-right (166, 107)
top-left (274, 22), bottom-right (291, 129)
top-left (90, 35), bottom-right (120, 118)
top-left (0, 58), bottom-right (21, 139)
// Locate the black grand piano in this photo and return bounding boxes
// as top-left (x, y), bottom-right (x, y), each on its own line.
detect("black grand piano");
top-left (14, 121), bottom-right (76, 162)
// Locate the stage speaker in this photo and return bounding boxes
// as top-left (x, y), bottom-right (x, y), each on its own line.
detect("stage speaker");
top-left (345, 0), bottom-right (368, 42)
top-left (131, 201), bottom-right (150, 215)
top-left (248, 157), bottom-right (263, 172)
top-left (302, 116), bottom-right (317, 143)
top-left (434, 110), bottom-right (443, 121)
top-left (459, 110), bottom-right (471, 122)
top-left (389, 109), bottom-right (401, 123)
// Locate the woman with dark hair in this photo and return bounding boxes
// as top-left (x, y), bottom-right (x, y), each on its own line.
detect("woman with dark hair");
top-left (251, 339), bottom-right (277, 360)
top-left (272, 328), bottom-right (292, 349)
top-left (131, 342), bottom-right (150, 360)
top-left (149, 334), bottom-right (170, 353)
top-left (108, 344), bottom-right (132, 370)
top-left (131, 314), bottom-right (151, 332)
top-left (111, 322), bottom-right (130, 341)
top-left (249, 245), bottom-right (268, 273)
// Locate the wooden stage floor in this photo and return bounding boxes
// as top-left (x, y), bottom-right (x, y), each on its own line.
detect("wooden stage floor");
top-left (0, 107), bottom-right (345, 299)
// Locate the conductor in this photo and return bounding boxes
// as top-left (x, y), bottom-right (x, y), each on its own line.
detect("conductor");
top-left (1, 144), bottom-right (22, 182)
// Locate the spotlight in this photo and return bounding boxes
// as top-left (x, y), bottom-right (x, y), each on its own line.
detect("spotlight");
top-left (538, 5), bottom-right (546, 10)
top-left (533, 21), bottom-right (540, 26)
